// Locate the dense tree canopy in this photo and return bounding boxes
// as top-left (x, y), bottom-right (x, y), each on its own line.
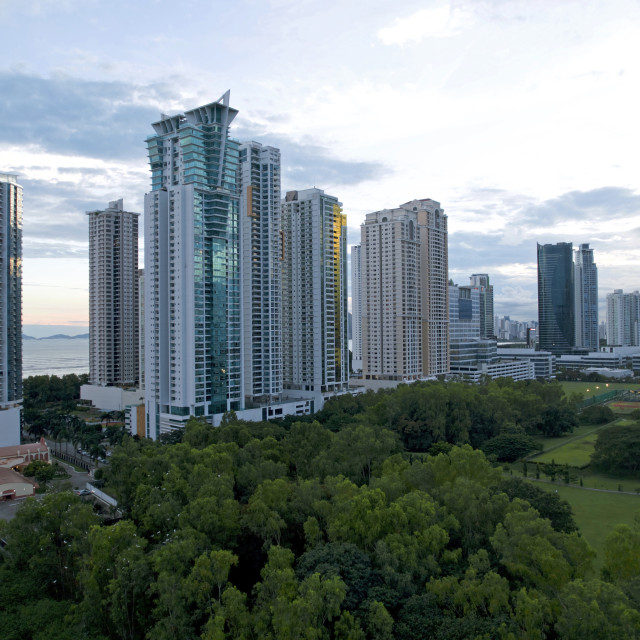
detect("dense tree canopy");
top-left (2, 380), bottom-right (636, 639)
top-left (318, 378), bottom-right (577, 451)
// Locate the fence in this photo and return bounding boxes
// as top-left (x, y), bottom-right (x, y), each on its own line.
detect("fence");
top-left (575, 389), bottom-right (625, 409)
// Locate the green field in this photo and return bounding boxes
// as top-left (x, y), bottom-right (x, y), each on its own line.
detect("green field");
top-left (535, 422), bottom-right (611, 452)
top-left (532, 432), bottom-right (599, 466)
top-left (539, 483), bottom-right (640, 571)
top-left (530, 419), bottom-right (620, 467)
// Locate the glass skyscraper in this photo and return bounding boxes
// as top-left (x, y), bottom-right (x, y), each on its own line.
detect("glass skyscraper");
top-left (144, 93), bottom-right (240, 438)
top-left (537, 242), bottom-right (575, 355)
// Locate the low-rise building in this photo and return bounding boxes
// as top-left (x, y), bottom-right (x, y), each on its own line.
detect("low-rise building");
top-left (0, 437), bottom-right (50, 469)
top-left (496, 348), bottom-right (555, 379)
top-left (0, 467), bottom-right (36, 500)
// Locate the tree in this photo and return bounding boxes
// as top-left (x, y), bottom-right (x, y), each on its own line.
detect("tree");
top-left (494, 477), bottom-right (578, 533)
top-left (580, 404), bottom-right (614, 425)
top-left (538, 405), bottom-right (578, 437)
top-left (602, 518), bottom-right (640, 584)
top-left (490, 503), bottom-right (594, 596)
top-left (554, 579), bottom-right (640, 639)
top-left (591, 425), bottom-right (640, 475)
top-left (79, 520), bottom-right (151, 640)
top-left (22, 460), bottom-right (57, 487)
top-left (481, 433), bottom-right (542, 462)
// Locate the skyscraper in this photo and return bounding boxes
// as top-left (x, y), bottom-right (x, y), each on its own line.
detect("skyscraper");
top-left (607, 289), bottom-right (640, 347)
top-left (574, 243), bottom-right (598, 352)
top-left (144, 93), bottom-right (241, 437)
top-left (361, 198), bottom-right (448, 380)
top-left (537, 242), bottom-right (574, 355)
top-left (351, 244), bottom-right (362, 371)
top-left (87, 199), bottom-right (139, 386)
top-left (281, 189), bottom-right (348, 394)
top-left (239, 142), bottom-right (282, 405)
top-left (0, 174), bottom-right (22, 446)
top-left (469, 273), bottom-right (494, 339)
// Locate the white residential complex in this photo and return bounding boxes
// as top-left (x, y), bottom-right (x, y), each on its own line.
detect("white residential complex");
top-left (607, 289), bottom-right (640, 347)
top-left (144, 94), bottom-right (241, 437)
top-left (239, 142), bottom-right (283, 406)
top-left (87, 199), bottom-right (139, 387)
top-left (361, 198), bottom-right (449, 380)
top-left (351, 244), bottom-right (362, 371)
top-left (281, 189), bottom-right (349, 394)
top-left (0, 174), bottom-right (22, 446)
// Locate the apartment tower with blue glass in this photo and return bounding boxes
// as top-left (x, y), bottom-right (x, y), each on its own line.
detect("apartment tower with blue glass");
top-left (144, 93), bottom-right (241, 438)
top-left (537, 242), bottom-right (575, 355)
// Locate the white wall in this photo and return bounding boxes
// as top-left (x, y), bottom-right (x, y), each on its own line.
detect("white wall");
top-left (81, 385), bottom-right (144, 411)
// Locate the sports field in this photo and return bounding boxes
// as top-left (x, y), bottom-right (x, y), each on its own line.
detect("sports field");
top-left (560, 381), bottom-right (640, 398)
top-left (609, 401), bottom-right (640, 414)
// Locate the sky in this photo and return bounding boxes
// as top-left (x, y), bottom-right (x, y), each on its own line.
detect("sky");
top-left (1, 0), bottom-right (639, 328)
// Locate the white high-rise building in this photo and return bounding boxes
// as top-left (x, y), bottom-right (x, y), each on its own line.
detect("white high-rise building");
top-left (0, 174), bottom-right (22, 446)
top-left (87, 199), bottom-right (139, 387)
top-left (239, 142), bottom-right (282, 406)
top-left (144, 93), bottom-right (241, 438)
top-left (281, 189), bottom-right (348, 395)
top-left (574, 243), bottom-right (598, 352)
top-left (361, 198), bottom-right (448, 380)
top-left (607, 289), bottom-right (640, 347)
top-left (351, 244), bottom-right (362, 372)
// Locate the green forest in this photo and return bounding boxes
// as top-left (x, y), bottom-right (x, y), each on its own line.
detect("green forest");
top-left (3, 378), bottom-right (640, 639)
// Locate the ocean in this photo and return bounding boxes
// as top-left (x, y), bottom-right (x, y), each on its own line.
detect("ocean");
top-left (22, 338), bottom-right (89, 379)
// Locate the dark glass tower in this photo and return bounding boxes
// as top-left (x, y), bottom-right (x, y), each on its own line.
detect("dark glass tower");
top-left (537, 242), bottom-right (575, 355)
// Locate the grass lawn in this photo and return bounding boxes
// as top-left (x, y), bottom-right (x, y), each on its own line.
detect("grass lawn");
top-left (535, 422), bottom-right (612, 451)
top-left (538, 482), bottom-right (640, 571)
top-left (530, 420), bottom-right (620, 467)
top-left (531, 433), bottom-right (599, 466)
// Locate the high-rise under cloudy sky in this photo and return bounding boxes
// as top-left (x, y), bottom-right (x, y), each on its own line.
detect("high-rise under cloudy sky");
top-left (1, 0), bottom-right (639, 328)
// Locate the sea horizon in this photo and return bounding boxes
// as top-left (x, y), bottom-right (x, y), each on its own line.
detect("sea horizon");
top-left (22, 336), bottom-right (89, 379)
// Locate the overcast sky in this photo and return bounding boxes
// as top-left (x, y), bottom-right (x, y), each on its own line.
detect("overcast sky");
top-left (2, 0), bottom-right (639, 328)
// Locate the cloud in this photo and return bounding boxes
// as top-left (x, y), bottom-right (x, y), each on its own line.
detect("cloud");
top-left (232, 126), bottom-right (387, 189)
top-left (377, 3), bottom-right (473, 45)
top-left (0, 71), bottom-right (179, 160)
top-left (17, 174), bottom-right (143, 259)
